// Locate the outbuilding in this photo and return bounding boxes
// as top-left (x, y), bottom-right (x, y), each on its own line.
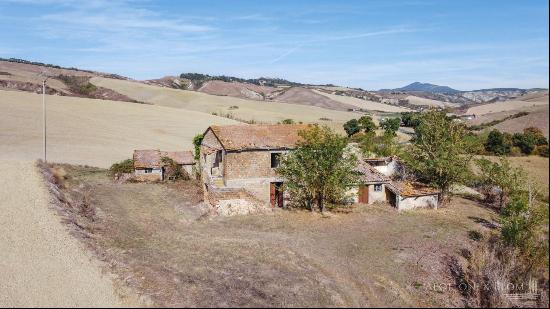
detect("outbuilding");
top-left (385, 181), bottom-right (440, 211)
top-left (133, 149), bottom-right (195, 181)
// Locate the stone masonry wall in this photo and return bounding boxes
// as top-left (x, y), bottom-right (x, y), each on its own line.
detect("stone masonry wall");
top-left (224, 150), bottom-right (288, 180)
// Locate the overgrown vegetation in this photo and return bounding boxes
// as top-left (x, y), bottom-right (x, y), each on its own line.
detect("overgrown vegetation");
top-left (161, 156), bottom-right (188, 180)
top-left (57, 75), bottom-right (98, 96)
top-left (109, 159), bottom-right (134, 176)
top-left (400, 111), bottom-right (423, 128)
top-left (457, 158), bottom-right (549, 308)
top-left (475, 157), bottom-right (526, 208)
top-left (484, 127), bottom-right (548, 156)
top-left (379, 117), bottom-right (401, 136)
top-left (402, 110), bottom-right (476, 203)
top-left (360, 132), bottom-right (400, 157)
top-left (192, 133), bottom-right (204, 160)
top-left (179, 72), bottom-right (304, 87)
top-left (343, 115), bottom-right (377, 137)
top-left (276, 125), bottom-right (359, 212)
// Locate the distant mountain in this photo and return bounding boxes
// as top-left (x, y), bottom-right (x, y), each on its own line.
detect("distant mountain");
top-left (380, 82), bottom-right (460, 94)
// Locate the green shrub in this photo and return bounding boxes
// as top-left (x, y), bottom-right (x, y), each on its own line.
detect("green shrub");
top-left (192, 133), bottom-right (204, 160)
top-left (109, 159), bottom-right (134, 176)
top-left (534, 145), bottom-right (549, 157)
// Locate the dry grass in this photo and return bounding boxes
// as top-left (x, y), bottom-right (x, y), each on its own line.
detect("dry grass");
top-left (0, 60), bottom-right (93, 93)
top-left (0, 89), bottom-right (238, 167)
top-left (56, 164), bottom-right (500, 307)
top-left (489, 105), bottom-right (549, 138)
top-left (312, 89), bottom-right (411, 112)
top-left (476, 155), bottom-right (549, 194)
top-left (406, 95), bottom-right (455, 108)
top-left (466, 98), bottom-right (548, 116)
top-left (91, 77), bottom-right (359, 126)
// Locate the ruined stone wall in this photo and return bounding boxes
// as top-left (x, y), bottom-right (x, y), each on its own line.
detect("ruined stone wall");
top-left (134, 168), bottom-right (163, 181)
top-left (224, 149), bottom-right (288, 180)
top-left (200, 130), bottom-right (224, 181)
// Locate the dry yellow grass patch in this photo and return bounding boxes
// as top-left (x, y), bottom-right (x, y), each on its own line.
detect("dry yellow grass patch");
top-left (91, 77), bottom-right (359, 126)
top-left (478, 155), bottom-right (549, 193)
top-left (0, 89), bottom-right (238, 167)
top-left (405, 95), bottom-right (454, 108)
top-left (466, 99), bottom-right (548, 115)
top-left (312, 89), bottom-right (411, 112)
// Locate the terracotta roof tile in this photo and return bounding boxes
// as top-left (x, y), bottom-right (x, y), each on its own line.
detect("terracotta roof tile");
top-left (386, 181), bottom-right (440, 197)
top-left (161, 151), bottom-right (195, 165)
top-left (133, 149), bottom-right (161, 169)
top-left (208, 124), bottom-right (311, 151)
top-left (133, 150), bottom-right (195, 169)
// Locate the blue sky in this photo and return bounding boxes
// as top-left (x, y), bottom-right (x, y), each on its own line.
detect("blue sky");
top-left (0, 0), bottom-right (548, 90)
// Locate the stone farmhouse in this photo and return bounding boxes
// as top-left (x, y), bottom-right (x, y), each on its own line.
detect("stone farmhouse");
top-left (133, 149), bottom-right (195, 181)
top-left (200, 124), bottom-right (310, 207)
top-left (199, 124), bottom-right (440, 211)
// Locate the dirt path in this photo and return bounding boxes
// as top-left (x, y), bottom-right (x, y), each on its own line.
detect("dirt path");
top-left (0, 161), bottom-right (124, 307)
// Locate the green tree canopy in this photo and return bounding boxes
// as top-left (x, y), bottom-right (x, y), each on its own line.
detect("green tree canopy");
top-left (403, 110), bottom-right (475, 203)
top-left (379, 117), bottom-right (401, 136)
top-left (485, 129), bottom-right (512, 155)
top-left (276, 125), bottom-right (359, 212)
top-left (358, 115), bottom-right (377, 133)
top-left (512, 132), bottom-right (536, 154)
top-left (400, 112), bottom-right (422, 128)
top-left (343, 119), bottom-right (360, 137)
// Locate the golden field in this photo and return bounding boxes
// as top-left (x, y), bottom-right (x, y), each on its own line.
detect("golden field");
top-left (91, 77), bottom-right (360, 126)
top-left (0, 89), bottom-right (238, 167)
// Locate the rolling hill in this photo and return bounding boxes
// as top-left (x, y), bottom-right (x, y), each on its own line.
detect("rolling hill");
top-left (380, 82), bottom-right (460, 94)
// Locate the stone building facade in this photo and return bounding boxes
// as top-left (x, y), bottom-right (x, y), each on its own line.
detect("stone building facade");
top-left (200, 124), bottom-right (310, 207)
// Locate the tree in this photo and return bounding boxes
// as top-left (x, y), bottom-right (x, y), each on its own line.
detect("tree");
top-left (360, 132), bottom-right (400, 157)
top-left (280, 118), bottom-right (295, 124)
top-left (192, 133), bottom-right (204, 160)
top-left (500, 188), bottom-right (548, 268)
top-left (475, 157), bottom-right (526, 208)
top-left (523, 127), bottom-right (548, 146)
top-left (358, 115), bottom-right (377, 133)
top-left (400, 112), bottom-right (422, 127)
top-left (485, 129), bottom-right (512, 155)
top-left (343, 119), bottom-right (360, 137)
top-left (403, 110), bottom-right (475, 203)
top-left (379, 117), bottom-right (401, 136)
top-left (276, 125), bottom-right (359, 213)
top-left (512, 132), bottom-right (536, 155)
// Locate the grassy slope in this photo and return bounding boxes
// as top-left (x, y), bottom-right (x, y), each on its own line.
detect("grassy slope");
top-left (466, 98), bottom-right (549, 115)
top-left (91, 77), bottom-right (359, 127)
top-left (0, 89), bottom-right (238, 167)
top-left (405, 95), bottom-right (454, 108)
top-left (489, 105), bottom-right (549, 138)
top-left (476, 155), bottom-right (549, 194)
top-left (312, 89), bottom-right (411, 113)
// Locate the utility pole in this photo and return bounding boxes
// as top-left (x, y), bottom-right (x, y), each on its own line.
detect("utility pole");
top-left (42, 77), bottom-right (48, 162)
